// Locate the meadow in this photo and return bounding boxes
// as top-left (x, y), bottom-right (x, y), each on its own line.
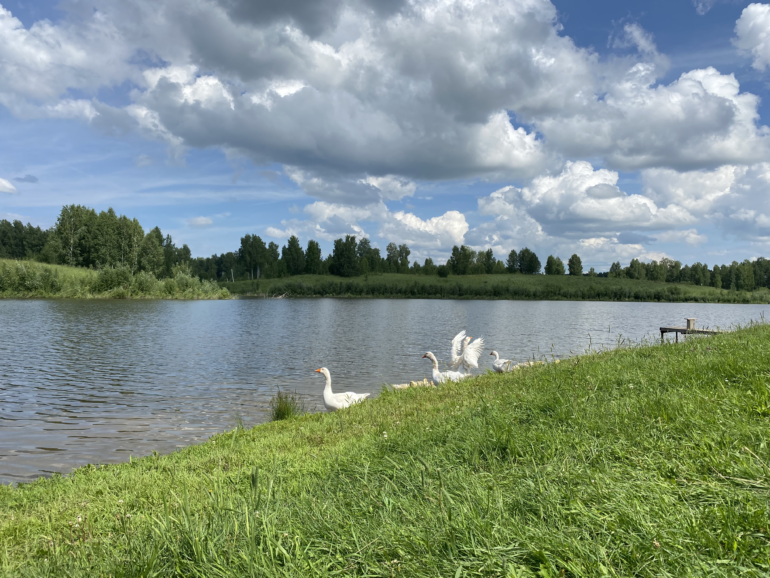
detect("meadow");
top-left (1, 323), bottom-right (769, 576)
top-left (0, 259), bottom-right (230, 300)
top-left (222, 272), bottom-right (770, 303)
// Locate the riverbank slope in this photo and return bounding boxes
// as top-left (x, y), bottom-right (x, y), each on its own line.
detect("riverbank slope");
top-left (0, 259), bottom-right (230, 299)
top-left (223, 272), bottom-right (770, 303)
top-left (2, 325), bottom-right (769, 576)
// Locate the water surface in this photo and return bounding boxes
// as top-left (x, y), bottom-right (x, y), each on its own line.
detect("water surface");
top-left (1, 298), bottom-right (765, 484)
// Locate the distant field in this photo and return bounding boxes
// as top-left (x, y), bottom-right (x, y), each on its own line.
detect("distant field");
top-left (220, 272), bottom-right (770, 303)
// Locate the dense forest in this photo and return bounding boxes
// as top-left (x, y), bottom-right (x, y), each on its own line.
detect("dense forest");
top-left (2, 204), bottom-right (770, 292)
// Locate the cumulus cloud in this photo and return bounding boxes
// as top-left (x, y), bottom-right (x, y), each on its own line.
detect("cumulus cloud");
top-left (537, 66), bottom-right (769, 171)
top-left (734, 3), bottom-right (770, 71)
top-left (188, 216), bottom-right (213, 227)
top-left (0, 178), bottom-right (18, 194)
top-left (642, 163), bottom-right (770, 240)
top-left (478, 161), bottom-right (694, 239)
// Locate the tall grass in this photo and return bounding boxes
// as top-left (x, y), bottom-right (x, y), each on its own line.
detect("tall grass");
top-left (223, 272), bottom-right (770, 303)
top-left (269, 390), bottom-right (306, 421)
top-left (0, 259), bottom-right (230, 299)
top-left (1, 324), bottom-right (770, 575)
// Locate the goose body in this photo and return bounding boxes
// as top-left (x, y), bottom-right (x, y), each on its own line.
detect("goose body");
top-left (490, 351), bottom-right (513, 373)
top-left (423, 352), bottom-right (472, 383)
top-left (315, 368), bottom-right (370, 411)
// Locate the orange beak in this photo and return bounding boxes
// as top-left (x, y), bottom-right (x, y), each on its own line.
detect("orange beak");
top-left (489, 352), bottom-right (493, 355)
top-left (315, 368), bottom-right (322, 372)
top-left (422, 354), bottom-right (427, 358)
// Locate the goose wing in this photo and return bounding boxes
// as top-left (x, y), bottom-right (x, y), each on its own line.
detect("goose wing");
top-left (449, 330), bottom-right (466, 370)
top-left (462, 337), bottom-right (485, 369)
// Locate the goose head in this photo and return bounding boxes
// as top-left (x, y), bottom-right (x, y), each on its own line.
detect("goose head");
top-left (315, 367), bottom-right (331, 381)
top-left (422, 352), bottom-right (437, 363)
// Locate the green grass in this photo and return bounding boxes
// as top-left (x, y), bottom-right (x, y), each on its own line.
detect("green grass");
top-left (2, 325), bottom-right (770, 576)
top-left (269, 390), bottom-right (307, 421)
top-left (0, 259), bottom-right (230, 299)
top-left (221, 272), bottom-right (770, 303)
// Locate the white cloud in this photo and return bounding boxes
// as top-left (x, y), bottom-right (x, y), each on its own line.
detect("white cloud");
top-left (654, 229), bottom-right (708, 246)
top-left (378, 210), bottom-right (469, 249)
top-left (0, 178), bottom-right (18, 194)
top-left (0, 5), bottom-right (137, 117)
top-left (734, 3), bottom-right (770, 71)
top-left (478, 161), bottom-right (694, 238)
top-left (537, 66), bottom-right (769, 171)
top-left (188, 216), bottom-right (213, 227)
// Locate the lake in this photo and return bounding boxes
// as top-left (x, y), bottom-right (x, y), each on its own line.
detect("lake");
top-left (1, 298), bottom-right (766, 484)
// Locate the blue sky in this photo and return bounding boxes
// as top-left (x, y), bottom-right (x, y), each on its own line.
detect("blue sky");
top-left (1, 0), bottom-right (770, 269)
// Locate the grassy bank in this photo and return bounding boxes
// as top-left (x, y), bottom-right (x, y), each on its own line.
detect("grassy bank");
top-left (223, 272), bottom-right (770, 303)
top-left (2, 325), bottom-right (770, 575)
top-left (0, 259), bottom-right (230, 299)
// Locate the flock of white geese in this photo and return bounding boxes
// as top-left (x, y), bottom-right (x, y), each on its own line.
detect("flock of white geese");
top-left (315, 330), bottom-right (519, 411)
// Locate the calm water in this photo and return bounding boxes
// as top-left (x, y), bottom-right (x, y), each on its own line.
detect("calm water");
top-left (0, 298), bottom-right (766, 483)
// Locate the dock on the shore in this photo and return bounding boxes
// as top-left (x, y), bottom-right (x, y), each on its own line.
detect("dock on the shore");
top-left (660, 318), bottom-right (719, 342)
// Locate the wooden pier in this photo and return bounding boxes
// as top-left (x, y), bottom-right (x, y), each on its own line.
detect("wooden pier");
top-left (660, 318), bottom-right (719, 342)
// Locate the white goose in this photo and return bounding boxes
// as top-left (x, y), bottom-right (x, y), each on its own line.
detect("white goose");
top-left (449, 331), bottom-right (469, 370)
top-left (315, 368), bottom-right (370, 411)
top-left (490, 351), bottom-right (513, 373)
top-left (423, 352), bottom-right (472, 384)
top-left (449, 333), bottom-right (485, 373)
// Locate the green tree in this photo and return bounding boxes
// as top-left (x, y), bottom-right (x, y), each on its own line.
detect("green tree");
top-left (711, 264), bottom-right (722, 289)
top-left (608, 261), bottom-right (622, 278)
top-left (305, 240), bottom-right (322, 274)
top-left (506, 249), bottom-right (518, 273)
top-left (330, 235), bottom-right (359, 277)
top-left (282, 235), bottom-right (306, 275)
top-left (736, 260), bottom-right (755, 291)
top-left (625, 258), bottom-right (645, 280)
top-left (588, 267), bottom-right (597, 277)
top-left (517, 247), bottom-right (541, 274)
top-left (356, 238), bottom-right (372, 262)
top-left (139, 228), bottom-right (164, 276)
top-left (448, 245), bottom-right (475, 275)
top-left (93, 208), bottom-right (119, 267)
top-left (385, 242), bottom-right (399, 272)
top-left (398, 244), bottom-right (411, 272)
top-left (568, 254), bottom-right (583, 276)
top-left (492, 260), bottom-right (507, 274)
top-left (239, 234), bottom-right (267, 279)
top-left (478, 248), bottom-right (496, 274)
top-left (422, 257), bottom-right (437, 276)
top-left (54, 204), bottom-right (96, 266)
top-left (545, 255), bottom-right (565, 275)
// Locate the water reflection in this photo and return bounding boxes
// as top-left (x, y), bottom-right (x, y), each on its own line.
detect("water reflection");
top-left (0, 298), bottom-right (766, 483)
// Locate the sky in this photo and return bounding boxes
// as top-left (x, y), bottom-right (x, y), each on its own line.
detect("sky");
top-left (1, 0), bottom-right (770, 269)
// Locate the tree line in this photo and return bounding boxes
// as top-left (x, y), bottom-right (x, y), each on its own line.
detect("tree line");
top-left (0, 206), bottom-right (192, 278)
top-left (3, 206), bottom-right (770, 291)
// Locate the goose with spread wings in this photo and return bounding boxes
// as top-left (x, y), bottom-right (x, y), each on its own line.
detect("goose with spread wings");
top-left (448, 331), bottom-right (485, 373)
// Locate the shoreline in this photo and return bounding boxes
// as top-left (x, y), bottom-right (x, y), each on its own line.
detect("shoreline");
top-left (2, 324), bottom-right (768, 575)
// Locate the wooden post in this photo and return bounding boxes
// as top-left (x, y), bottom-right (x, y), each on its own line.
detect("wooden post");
top-left (686, 318), bottom-right (696, 330)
